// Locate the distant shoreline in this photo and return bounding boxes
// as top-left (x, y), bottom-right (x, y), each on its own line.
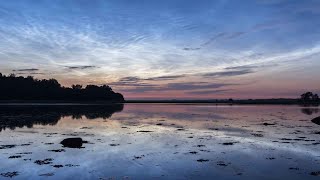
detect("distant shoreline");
top-left (0, 99), bottom-right (318, 106)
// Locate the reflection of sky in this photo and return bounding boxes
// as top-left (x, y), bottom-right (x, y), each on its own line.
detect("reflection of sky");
top-left (0, 105), bottom-right (320, 179)
top-left (0, 1), bottom-right (320, 99)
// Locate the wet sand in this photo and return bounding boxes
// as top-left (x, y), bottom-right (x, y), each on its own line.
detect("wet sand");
top-left (0, 104), bottom-right (319, 179)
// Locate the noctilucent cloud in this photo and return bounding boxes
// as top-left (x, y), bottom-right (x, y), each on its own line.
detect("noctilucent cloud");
top-left (0, 0), bottom-right (319, 99)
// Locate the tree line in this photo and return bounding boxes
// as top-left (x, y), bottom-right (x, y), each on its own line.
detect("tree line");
top-left (300, 92), bottom-right (319, 104)
top-left (0, 73), bottom-right (124, 102)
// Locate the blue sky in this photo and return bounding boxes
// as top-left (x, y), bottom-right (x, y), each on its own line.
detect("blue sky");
top-left (0, 0), bottom-right (319, 99)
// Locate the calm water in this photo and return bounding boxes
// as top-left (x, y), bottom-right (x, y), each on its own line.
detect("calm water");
top-left (0, 104), bottom-right (319, 179)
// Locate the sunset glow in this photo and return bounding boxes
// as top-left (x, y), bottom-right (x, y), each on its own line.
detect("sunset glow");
top-left (0, 0), bottom-right (319, 99)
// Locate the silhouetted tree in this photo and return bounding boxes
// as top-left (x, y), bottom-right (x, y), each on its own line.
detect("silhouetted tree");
top-left (300, 92), bottom-right (319, 104)
top-left (301, 92), bottom-right (313, 102)
top-left (72, 84), bottom-right (83, 90)
top-left (0, 73), bottom-right (124, 102)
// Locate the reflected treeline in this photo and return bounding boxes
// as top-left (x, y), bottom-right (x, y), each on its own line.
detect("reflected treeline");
top-left (301, 108), bottom-right (319, 115)
top-left (0, 104), bottom-right (123, 131)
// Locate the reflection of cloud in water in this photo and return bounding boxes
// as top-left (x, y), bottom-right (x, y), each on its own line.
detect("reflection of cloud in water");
top-left (0, 104), bottom-right (320, 179)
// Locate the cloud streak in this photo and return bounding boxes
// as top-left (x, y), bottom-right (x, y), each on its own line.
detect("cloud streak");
top-left (66, 66), bottom-right (98, 70)
top-left (12, 68), bottom-right (39, 72)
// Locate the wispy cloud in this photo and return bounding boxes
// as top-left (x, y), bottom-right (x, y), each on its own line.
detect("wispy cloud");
top-left (66, 66), bottom-right (97, 70)
top-left (144, 75), bottom-right (186, 81)
top-left (12, 68), bottom-right (39, 72)
top-left (187, 89), bottom-right (232, 95)
top-left (0, 0), bottom-right (319, 98)
top-left (202, 69), bottom-right (254, 77)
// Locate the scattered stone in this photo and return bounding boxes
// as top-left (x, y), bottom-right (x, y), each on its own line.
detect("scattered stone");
top-left (8, 155), bottom-right (22, 159)
top-left (16, 152), bottom-right (32, 155)
top-left (134, 155), bottom-right (144, 159)
top-left (262, 123), bottom-right (276, 126)
top-left (199, 150), bottom-right (211, 152)
top-left (217, 161), bottom-right (228, 166)
top-left (222, 142), bottom-right (236, 145)
top-left (280, 138), bottom-right (292, 141)
top-left (310, 171), bottom-right (320, 176)
top-left (289, 167), bottom-right (299, 170)
top-left (80, 127), bottom-right (92, 129)
top-left (20, 143), bottom-right (31, 146)
top-left (52, 165), bottom-right (63, 168)
top-left (43, 133), bottom-right (58, 135)
top-left (39, 173), bottom-right (54, 177)
top-left (109, 144), bottom-right (120, 146)
top-left (34, 158), bottom-right (53, 165)
top-left (251, 133), bottom-right (264, 137)
top-left (0, 145), bottom-right (16, 149)
top-left (48, 149), bottom-right (65, 152)
top-left (0, 172), bottom-right (19, 178)
top-left (136, 131), bottom-right (153, 133)
top-left (266, 157), bottom-right (275, 160)
top-left (196, 145), bottom-right (206, 147)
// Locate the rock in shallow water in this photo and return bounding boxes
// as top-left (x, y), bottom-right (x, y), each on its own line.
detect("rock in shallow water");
top-left (311, 116), bottom-right (320, 125)
top-left (60, 138), bottom-right (87, 148)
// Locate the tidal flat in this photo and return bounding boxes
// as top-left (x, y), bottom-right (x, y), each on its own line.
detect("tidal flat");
top-left (0, 104), bottom-right (319, 179)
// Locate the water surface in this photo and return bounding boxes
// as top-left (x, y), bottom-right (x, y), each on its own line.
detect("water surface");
top-left (0, 104), bottom-right (319, 179)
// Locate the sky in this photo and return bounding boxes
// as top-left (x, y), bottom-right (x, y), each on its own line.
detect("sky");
top-left (0, 0), bottom-right (319, 99)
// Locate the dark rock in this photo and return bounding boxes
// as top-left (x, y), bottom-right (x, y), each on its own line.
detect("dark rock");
top-left (289, 167), bottom-right (299, 170)
top-left (0, 145), bottom-right (16, 149)
top-left (20, 143), bottom-right (31, 146)
top-left (52, 165), bottom-right (63, 168)
top-left (109, 144), bottom-right (120, 146)
top-left (34, 158), bottom-right (53, 165)
top-left (311, 116), bottom-right (320, 125)
top-left (217, 163), bottom-right (228, 166)
top-left (39, 173), bottom-right (54, 177)
top-left (0, 172), bottom-right (19, 178)
top-left (189, 151), bottom-right (198, 154)
top-left (197, 159), bottom-right (209, 162)
top-left (48, 149), bottom-right (65, 152)
top-left (60, 138), bottom-right (87, 148)
top-left (8, 155), bottom-right (22, 159)
top-left (310, 171), bottom-right (320, 176)
top-left (262, 123), bottom-right (276, 126)
top-left (222, 142), bottom-right (236, 145)
top-left (136, 130), bottom-right (153, 133)
top-left (251, 133), bottom-right (264, 137)
top-left (134, 155), bottom-right (144, 159)
top-left (266, 157), bottom-right (275, 160)
top-left (196, 145), bottom-right (206, 147)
